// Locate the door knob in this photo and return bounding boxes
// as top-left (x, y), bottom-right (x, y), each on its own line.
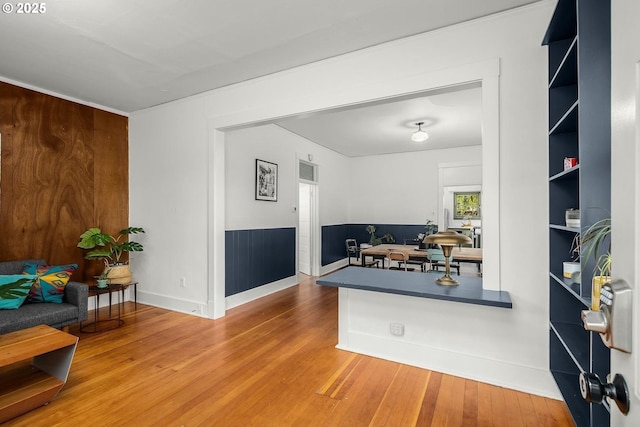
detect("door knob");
top-left (579, 372), bottom-right (630, 415)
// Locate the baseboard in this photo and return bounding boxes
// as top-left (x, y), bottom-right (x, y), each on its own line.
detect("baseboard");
top-left (337, 333), bottom-right (562, 400)
top-left (137, 290), bottom-right (208, 318)
top-left (225, 276), bottom-right (299, 310)
top-left (133, 276), bottom-right (299, 317)
top-left (320, 259), bottom-right (349, 276)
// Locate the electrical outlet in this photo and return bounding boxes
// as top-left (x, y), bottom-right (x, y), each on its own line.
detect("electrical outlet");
top-left (179, 277), bottom-right (186, 288)
top-left (390, 322), bottom-right (405, 336)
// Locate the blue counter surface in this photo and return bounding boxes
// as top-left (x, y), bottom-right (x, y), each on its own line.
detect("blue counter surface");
top-left (317, 267), bottom-right (512, 309)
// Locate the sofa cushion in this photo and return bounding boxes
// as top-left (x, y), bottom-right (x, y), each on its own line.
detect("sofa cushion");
top-left (23, 262), bottom-right (78, 304)
top-left (0, 275), bottom-right (38, 309)
top-left (0, 302), bottom-right (79, 334)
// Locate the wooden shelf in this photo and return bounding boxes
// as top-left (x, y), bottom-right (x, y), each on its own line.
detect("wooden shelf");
top-left (0, 325), bottom-right (77, 423)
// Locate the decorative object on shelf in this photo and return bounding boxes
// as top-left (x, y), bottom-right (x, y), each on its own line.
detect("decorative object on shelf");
top-left (255, 159), bottom-right (278, 201)
top-left (453, 192), bottom-right (481, 219)
top-left (423, 231), bottom-right (472, 285)
top-left (564, 157), bottom-right (578, 170)
top-left (77, 227), bottom-right (145, 284)
top-left (563, 261), bottom-right (581, 280)
top-left (581, 217), bottom-right (611, 310)
top-left (565, 208), bottom-right (580, 228)
top-left (410, 122), bottom-right (429, 142)
top-left (365, 225), bottom-right (395, 246)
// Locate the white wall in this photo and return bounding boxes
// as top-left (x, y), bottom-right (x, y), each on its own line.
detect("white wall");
top-left (129, 97), bottom-right (210, 316)
top-left (130, 1), bottom-right (556, 397)
top-left (225, 124), bottom-right (350, 230)
top-left (348, 146), bottom-right (481, 224)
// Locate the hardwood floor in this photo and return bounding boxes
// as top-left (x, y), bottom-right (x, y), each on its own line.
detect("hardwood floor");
top-left (6, 275), bottom-right (574, 426)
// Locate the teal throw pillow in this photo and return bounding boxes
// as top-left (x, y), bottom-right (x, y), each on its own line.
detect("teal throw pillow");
top-left (23, 262), bottom-right (78, 304)
top-left (0, 275), bottom-right (38, 309)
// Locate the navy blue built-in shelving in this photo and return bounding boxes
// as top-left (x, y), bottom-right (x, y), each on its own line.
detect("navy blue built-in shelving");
top-left (543, 1), bottom-right (611, 426)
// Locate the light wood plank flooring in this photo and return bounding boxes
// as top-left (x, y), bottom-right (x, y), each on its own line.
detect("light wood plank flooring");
top-left (5, 275), bottom-right (574, 426)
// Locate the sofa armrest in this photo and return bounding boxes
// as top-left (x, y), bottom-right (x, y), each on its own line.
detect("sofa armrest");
top-left (65, 281), bottom-right (89, 323)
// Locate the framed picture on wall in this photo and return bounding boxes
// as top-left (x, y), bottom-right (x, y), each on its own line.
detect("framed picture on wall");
top-left (255, 159), bottom-right (278, 201)
top-left (453, 192), bottom-right (481, 219)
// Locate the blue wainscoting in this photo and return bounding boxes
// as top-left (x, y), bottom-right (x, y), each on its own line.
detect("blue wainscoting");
top-left (321, 223), bottom-right (431, 266)
top-left (225, 227), bottom-right (296, 297)
top-left (321, 224), bottom-right (350, 265)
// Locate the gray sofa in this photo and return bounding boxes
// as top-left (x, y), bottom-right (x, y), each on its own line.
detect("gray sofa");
top-left (0, 258), bottom-right (88, 335)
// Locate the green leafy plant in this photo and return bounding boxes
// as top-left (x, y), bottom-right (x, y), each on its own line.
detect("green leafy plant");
top-left (97, 267), bottom-right (112, 280)
top-left (77, 227), bottom-right (145, 266)
top-left (581, 217), bottom-right (611, 276)
top-left (365, 225), bottom-right (395, 246)
top-left (425, 219), bottom-right (438, 235)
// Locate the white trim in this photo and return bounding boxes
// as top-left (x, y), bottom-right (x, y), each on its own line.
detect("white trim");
top-left (207, 58), bottom-right (501, 317)
top-left (0, 76), bottom-right (129, 117)
top-left (321, 259), bottom-right (350, 276)
top-left (225, 276), bottom-right (298, 310)
top-left (138, 290), bottom-right (207, 318)
top-left (207, 128), bottom-right (226, 319)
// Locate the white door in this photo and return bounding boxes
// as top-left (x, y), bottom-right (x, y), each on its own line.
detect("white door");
top-left (610, 1), bottom-right (640, 425)
top-left (298, 183), bottom-right (312, 275)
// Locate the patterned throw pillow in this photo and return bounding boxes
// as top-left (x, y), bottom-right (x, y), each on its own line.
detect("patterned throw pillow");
top-left (0, 275), bottom-right (38, 309)
top-left (23, 263), bottom-right (78, 304)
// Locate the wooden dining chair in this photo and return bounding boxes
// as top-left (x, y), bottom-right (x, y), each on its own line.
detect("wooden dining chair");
top-left (386, 250), bottom-right (409, 271)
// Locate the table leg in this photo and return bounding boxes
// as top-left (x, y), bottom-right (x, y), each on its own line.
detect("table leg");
top-left (95, 293), bottom-right (100, 331)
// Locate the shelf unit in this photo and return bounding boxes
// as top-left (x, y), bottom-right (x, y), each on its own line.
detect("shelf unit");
top-left (543, 1), bottom-right (611, 426)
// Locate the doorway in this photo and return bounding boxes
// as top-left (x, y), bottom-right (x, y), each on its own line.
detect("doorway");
top-left (298, 159), bottom-right (318, 277)
top-left (298, 183), bottom-right (313, 275)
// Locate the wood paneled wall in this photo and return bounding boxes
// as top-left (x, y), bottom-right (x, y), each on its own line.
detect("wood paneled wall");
top-left (0, 82), bottom-right (128, 282)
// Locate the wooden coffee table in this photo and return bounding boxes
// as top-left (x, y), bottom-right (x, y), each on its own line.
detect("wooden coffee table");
top-left (0, 325), bottom-right (78, 423)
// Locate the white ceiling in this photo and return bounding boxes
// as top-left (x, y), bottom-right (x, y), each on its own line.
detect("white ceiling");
top-left (0, 0), bottom-right (539, 114)
top-left (276, 82), bottom-right (482, 157)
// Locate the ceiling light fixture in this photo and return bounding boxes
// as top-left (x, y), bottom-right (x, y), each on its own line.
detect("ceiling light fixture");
top-left (411, 122), bottom-right (429, 142)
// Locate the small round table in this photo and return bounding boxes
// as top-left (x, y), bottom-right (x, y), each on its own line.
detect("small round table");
top-left (80, 283), bottom-right (125, 333)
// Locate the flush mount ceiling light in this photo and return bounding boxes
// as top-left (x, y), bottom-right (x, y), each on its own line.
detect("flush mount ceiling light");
top-left (411, 121), bottom-right (429, 142)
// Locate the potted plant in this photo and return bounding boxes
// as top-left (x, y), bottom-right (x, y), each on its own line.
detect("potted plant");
top-left (77, 227), bottom-right (145, 284)
top-left (421, 219), bottom-right (438, 248)
top-left (365, 225), bottom-right (395, 246)
top-left (96, 268), bottom-right (111, 288)
top-left (580, 217), bottom-right (611, 309)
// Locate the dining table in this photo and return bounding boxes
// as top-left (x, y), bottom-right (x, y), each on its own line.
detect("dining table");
top-left (360, 243), bottom-right (482, 271)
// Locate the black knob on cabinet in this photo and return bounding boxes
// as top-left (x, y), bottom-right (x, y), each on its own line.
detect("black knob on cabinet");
top-left (579, 372), bottom-right (630, 415)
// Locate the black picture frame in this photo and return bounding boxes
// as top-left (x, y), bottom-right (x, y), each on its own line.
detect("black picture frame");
top-left (255, 159), bottom-right (278, 201)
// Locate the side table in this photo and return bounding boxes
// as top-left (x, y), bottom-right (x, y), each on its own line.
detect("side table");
top-left (80, 283), bottom-right (125, 333)
top-left (118, 281), bottom-right (138, 310)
